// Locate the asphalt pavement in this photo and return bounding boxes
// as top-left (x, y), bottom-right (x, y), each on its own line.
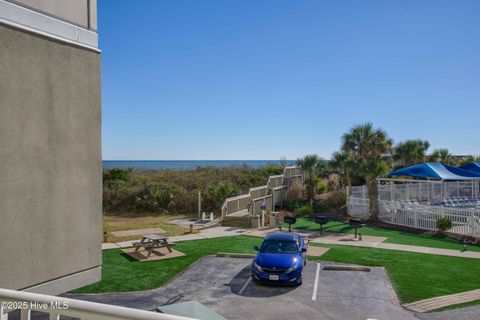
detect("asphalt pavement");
top-left (67, 256), bottom-right (418, 320)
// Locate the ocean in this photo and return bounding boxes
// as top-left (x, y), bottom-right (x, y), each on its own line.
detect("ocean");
top-left (102, 160), bottom-right (295, 170)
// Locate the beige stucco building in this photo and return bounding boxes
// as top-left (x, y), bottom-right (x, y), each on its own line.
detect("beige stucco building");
top-left (0, 0), bottom-right (102, 295)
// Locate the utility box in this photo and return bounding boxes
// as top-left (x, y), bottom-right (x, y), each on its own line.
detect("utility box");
top-left (250, 215), bottom-right (261, 228)
top-left (269, 211), bottom-right (280, 227)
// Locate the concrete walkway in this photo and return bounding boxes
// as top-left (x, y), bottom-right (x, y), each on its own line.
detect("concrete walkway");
top-left (417, 304), bottom-right (480, 320)
top-left (246, 228), bottom-right (480, 260)
top-left (404, 289), bottom-right (480, 312)
top-left (313, 236), bottom-right (480, 259)
top-left (102, 226), bottom-right (249, 250)
top-left (103, 226), bottom-right (480, 260)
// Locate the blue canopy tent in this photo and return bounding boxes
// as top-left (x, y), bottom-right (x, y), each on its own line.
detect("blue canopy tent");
top-left (459, 162), bottom-right (480, 175)
top-left (387, 162), bottom-right (480, 180)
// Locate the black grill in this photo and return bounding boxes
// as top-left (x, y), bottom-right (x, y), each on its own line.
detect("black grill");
top-left (262, 267), bottom-right (287, 274)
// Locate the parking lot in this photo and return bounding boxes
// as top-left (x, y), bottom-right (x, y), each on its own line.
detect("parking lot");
top-left (69, 256), bottom-right (418, 320)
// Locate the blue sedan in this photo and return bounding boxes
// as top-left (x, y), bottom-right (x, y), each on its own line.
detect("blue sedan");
top-left (251, 232), bottom-right (307, 285)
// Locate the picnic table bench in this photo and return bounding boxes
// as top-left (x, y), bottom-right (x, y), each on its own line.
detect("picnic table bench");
top-left (132, 234), bottom-right (173, 258)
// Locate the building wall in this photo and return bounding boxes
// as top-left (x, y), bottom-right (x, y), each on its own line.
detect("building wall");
top-left (8, 0), bottom-right (97, 29)
top-left (0, 22), bottom-right (102, 292)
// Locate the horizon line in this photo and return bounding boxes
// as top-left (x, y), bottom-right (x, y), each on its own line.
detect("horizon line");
top-left (102, 159), bottom-right (298, 162)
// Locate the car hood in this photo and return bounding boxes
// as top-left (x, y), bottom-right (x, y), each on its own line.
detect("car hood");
top-left (255, 253), bottom-right (299, 269)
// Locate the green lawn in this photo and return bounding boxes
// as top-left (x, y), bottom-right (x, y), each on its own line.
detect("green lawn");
top-left (287, 218), bottom-right (480, 252)
top-left (74, 236), bottom-right (262, 293)
top-left (76, 235), bottom-right (480, 307)
top-left (310, 243), bottom-right (480, 303)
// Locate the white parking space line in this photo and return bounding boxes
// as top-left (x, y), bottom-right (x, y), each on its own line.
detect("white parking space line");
top-left (312, 263), bottom-right (321, 301)
top-left (239, 276), bottom-right (252, 295)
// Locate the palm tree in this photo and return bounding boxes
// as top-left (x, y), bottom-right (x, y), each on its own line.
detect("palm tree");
top-left (341, 123), bottom-right (393, 220)
top-left (429, 148), bottom-right (454, 165)
top-left (330, 151), bottom-right (354, 188)
top-left (297, 154), bottom-right (321, 206)
top-left (459, 155), bottom-right (480, 166)
top-left (315, 159), bottom-right (330, 179)
top-left (393, 139), bottom-right (430, 167)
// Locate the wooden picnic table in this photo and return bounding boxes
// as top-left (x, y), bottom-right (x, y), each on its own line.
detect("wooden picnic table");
top-left (133, 234), bottom-right (173, 257)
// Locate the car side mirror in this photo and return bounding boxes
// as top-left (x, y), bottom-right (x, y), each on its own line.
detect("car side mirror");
top-left (300, 248), bottom-right (307, 253)
top-left (253, 246), bottom-right (259, 251)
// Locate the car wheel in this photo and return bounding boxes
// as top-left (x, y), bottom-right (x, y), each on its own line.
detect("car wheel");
top-left (297, 277), bottom-right (303, 286)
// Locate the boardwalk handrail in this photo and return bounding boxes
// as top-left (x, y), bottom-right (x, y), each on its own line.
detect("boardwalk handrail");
top-left (0, 287), bottom-right (197, 320)
top-left (221, 166), bottom-right (303, 220)
top-left (221, 194), bottom-right (250, 217)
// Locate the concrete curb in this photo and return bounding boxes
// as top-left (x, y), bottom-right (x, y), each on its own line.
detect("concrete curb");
top-left (322, 265), bottom-right (371, 272)
top-left (216, 252), bottom-right (256, 258)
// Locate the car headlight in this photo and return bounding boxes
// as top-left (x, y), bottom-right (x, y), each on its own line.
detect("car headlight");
top-left (253, 261), bottom-right (262, 272)
top-left (287, 264), bottom-right (298, 273)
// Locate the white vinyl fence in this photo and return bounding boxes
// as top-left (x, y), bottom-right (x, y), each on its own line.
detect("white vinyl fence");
top-left (348, 180), bottom-right (480, 238)
top-left (378, 200), bottom-right (480, 237)
top-left (347, 197), bottom-right (369, 219)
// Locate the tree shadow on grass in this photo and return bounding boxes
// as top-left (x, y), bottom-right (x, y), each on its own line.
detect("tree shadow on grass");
top-left (293, 221), bottom-right (353, 234)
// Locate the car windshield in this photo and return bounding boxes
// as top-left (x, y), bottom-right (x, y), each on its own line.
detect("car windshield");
top-left (260, 240), bottom-right (298, 254)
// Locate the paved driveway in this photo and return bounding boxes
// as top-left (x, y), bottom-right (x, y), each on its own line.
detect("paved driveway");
top-left (68, 256), bottom-right (417, 320)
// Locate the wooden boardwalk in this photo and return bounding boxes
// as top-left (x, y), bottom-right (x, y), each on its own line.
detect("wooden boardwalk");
top-left (403, 289), bottom-right (480, 312)
top-left (226, 209), bottom-right (250, 217)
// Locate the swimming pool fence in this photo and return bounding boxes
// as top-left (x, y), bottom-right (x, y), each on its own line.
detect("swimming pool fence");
top-left (348, 179), bottom-right (480, 238)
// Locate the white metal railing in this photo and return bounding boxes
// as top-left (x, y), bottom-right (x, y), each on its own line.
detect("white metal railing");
top-left (376, 179), bottom-right (480, 204)
top-left (0, 288), bottom-right (196, 320)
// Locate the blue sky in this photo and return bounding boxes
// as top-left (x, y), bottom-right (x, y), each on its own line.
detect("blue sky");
top-left (99, 0), bottom-right (479, 160)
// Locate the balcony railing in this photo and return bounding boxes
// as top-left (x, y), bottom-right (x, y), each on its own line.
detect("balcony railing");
top-left (0, 288), bottom-right (197, 320)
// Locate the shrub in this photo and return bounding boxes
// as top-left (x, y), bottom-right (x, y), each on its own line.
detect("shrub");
top-left (297, 205), bottom-right (313, 217)
top-left (305, 179), bottom-right (316, 202)
top-left (316, 179), bottom-right (328, 194)
top-left (103, 168), bottom-right (132, 184)
top-left (437, 217), bottom-right (452, 232)
top-left (134, 181), bottom-right (180, 213)
top-left (313, 203), bottom-right (328, 213)
top-left (326, 173), bottom-right (340, 191)
top-left (286, 184), bottom-right (303, 202)
top-left (325, 189), bottom-right (347, 209)
top-left (103, 165), bottom-right (285, 215)
top-left (285, 200), bottom-right (304, 211)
